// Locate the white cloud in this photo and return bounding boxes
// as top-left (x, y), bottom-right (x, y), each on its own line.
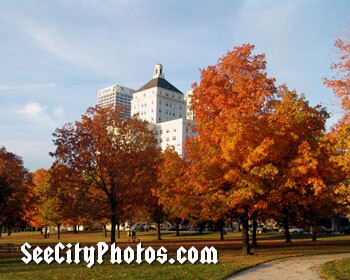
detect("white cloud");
top-left (17, 102), bottom-right (44, 117)
top-left (16, 102), bottom-right (56, 128)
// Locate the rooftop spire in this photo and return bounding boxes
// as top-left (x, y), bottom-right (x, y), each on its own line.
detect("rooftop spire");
top-left (153, 64), bottom-right (164, 79)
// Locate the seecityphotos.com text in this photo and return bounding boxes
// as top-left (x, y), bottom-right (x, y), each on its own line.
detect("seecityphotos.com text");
top-left (21, 242), bottom-right (218, 267)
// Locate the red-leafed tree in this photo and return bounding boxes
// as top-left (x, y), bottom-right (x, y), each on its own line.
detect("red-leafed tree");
top-left (51, 106), bottom-right (160, 243)
top-left (0, 147), bottom-right (31, 236)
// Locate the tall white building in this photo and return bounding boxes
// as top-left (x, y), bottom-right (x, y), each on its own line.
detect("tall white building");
top-left (131, 64), bottom-right (186, 124)
top-left (97, 84), bottom-right (135, 120)
top-left (131, 64), bottom-right (196, 155)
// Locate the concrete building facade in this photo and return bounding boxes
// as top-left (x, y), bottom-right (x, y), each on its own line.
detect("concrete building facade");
top-left (97, 84), bottom-right (135, 120)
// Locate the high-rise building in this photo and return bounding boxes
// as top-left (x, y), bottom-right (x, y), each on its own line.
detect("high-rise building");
top-left (131, 64), bottom-right (196, 155)
top-left (97, 84), bottom-right (135, 119)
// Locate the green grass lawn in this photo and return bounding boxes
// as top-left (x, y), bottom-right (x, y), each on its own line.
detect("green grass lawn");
top-left (1, 230), bottom-right (350, 279)
top-left (320, 258), bottom-right (350, 280)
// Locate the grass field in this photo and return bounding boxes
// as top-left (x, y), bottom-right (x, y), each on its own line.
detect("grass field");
top-left (320, 258), bottom-right (350, 280)
top-left (1, 230), bottom-right (350, 279)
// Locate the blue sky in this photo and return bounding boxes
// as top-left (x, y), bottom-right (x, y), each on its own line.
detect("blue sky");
top-left (0, 0), bottom-right (349, 171)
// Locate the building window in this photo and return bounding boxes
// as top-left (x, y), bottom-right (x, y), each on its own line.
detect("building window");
top-left (173, 136), bottom-right (176, 141)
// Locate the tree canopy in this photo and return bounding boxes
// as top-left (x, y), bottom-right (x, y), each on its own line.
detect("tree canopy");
top-left (51, 106), bottom-right (160, 243)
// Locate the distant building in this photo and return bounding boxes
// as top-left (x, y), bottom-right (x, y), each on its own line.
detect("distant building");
top-left (98, 64), bottom-right (196, 155)
top-left (131, 64), bottom-right (196, 155)
top-left (97, 84), bottom-right (135, 120)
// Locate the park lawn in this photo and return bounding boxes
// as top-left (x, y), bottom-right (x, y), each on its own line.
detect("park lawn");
top-left (320, 258), bottom-right (350, 280)
top-left (1, 231), bottom-right (350, 279)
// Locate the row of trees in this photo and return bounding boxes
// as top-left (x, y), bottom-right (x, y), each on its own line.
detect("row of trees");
top-left (0, 39), bottom-right (349, 255)
top-left (157, 43), bottom-right (349, 254)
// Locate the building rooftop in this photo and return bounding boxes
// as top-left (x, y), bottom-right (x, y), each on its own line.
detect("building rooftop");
top-left (136, 77), bottom-right (183, 94)
top-left (135, 64), bottom-right (183, 94)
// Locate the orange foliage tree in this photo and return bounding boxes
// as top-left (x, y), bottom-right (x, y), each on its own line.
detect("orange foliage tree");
top-left (156, 147), bottom-right (203, 237)
top-left (324, 37), bottom-right (350, 211)
top-left (265, 86), bottom-right (338, 242)
top-left (27, 169), bottom-right (48, 233)
top-left (51, 106), bottom-right (160, 243)
top-left (30, 167), bottom-right (78, 239)
top-left (167, 43), bottom-right (340, 253)
top-left (185, 44), bottom-right (277, 254)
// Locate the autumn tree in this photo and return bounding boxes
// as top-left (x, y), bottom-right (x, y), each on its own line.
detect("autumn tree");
top-left (156, 147), bottom-right (204, 237)
top-left (0, 147), bottom-right (31, 236)
top-left (30, 167), bottom-right (72, 239)
top-left (28, 169), bottom-right (49, 235)
top-left (51, 106), bottom-right (160, 244)
top-left (183, 44), bottom-right (277, 254)
top-left (265, 86), bottom-right (336, 242)
top-left (324, 37), bottom-right (350, 210)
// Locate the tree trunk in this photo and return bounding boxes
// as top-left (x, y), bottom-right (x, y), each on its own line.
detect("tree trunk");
top-left (175, 219), bottom-right (180, 237)
top-left (44, 226), bottom-right (48, 238)
top-left (311, 222), bottom-right (317, 242)
top-left (156, 222), bottom-right (162, 240)
top-left (217, 219), bottom-right (225, 241)
top-left (252, 220), bottom-right (258, 248)
top-left (241, 218), bottom-right (252, 255)
top-left (117, 223), bottom-right (120, 239)
top-left (73, 225), bottom-right (78, 234)
top-left (283, 216), bottom-right (291, 243)
top-left (7, 226), bottom-right (11, 236)
top-left (57, 224), bottom-right (61, 240)
top-left (0, 224), bottom-right (2, 237)
top-left (110, 198), bottom-right (117, 244)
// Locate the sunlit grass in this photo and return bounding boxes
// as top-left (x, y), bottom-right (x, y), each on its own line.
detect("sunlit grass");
top-left (320, 258), bottom-right (350, 280)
